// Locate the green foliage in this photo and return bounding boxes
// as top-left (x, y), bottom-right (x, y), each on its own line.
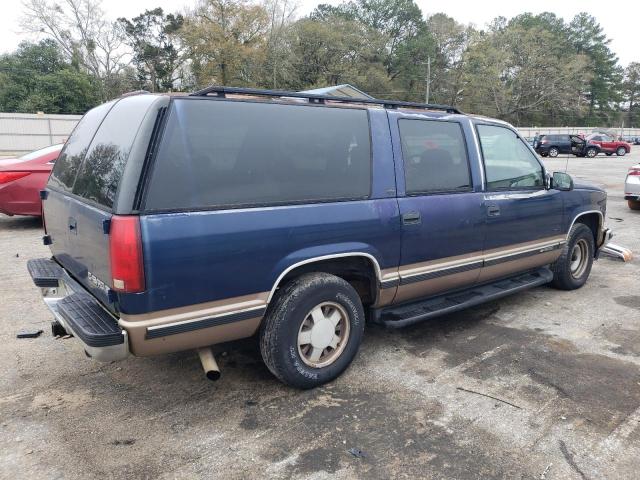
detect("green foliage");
top-left (568, 13), bottom-right (622, 124)
top-left (118, 8), bottom-right (185, 92)
top-left (0, 40), bottom-right (98, 114)
top-left (7, 1), bottom-right (632, 126)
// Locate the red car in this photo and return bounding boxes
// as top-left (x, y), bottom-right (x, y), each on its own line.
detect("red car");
top-left (0, 144), bottom-right (63, 216)
top-left (585, 134), bottom-right (631, 156)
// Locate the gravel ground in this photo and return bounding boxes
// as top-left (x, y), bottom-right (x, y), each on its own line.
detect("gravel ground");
top-left (1, 151), bottom-right (639, 480)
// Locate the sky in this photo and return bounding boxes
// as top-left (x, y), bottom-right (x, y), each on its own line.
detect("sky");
top-left (0, 0), bottom-right (637, 66)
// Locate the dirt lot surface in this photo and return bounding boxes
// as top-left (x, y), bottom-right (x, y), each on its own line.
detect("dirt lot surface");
top-left (1, 151), bottom-right (639, 479)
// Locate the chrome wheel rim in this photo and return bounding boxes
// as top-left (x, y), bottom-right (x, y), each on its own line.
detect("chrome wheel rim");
top-left (570, 239), bottom-right (588, 278)
top-left (587, 149), bottom-right (596, 157)
top-left (297, 302), bottom-right (350, 368)
top-left (550, 148), bottom-right (558, 157)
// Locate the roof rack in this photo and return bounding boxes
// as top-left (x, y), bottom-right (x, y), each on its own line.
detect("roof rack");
top-left (189, 85), bottom-right (462, 115)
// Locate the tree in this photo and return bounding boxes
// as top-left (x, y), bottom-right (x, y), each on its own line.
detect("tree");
top-left (118, 8), bottom-right (185, 92)
top-left (312, 0), bottom-right (427, 81)
top-left (425, 13), bottom-right (474, 105)
top-left (21, 0), bottom-right (130, 100)
top-left (624, 63), bottom-right (640, 127)
top-left (262, 0), bottom-right (297, 89)
top-left (0, 40), bottom-right (98, 113)
top-left (287, 16), bottom-right (390, 94)
top-left (461, 23), bottom-right (590, 126)
top-left (180, 0), bottom-right (269, 87)
top-left (568, 13), bottom-right (622, 124)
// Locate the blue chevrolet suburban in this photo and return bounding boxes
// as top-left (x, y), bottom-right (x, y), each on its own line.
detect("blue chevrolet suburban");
top-left (28, 86), bottom-right (612, 388)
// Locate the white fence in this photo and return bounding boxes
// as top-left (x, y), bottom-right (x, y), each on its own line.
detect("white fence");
top-left (1, 111), bottom-right (640, 155)
top-left (0, 112), bottom-right (82, 155)
top-left (517, 126), bottom-right (640, 138)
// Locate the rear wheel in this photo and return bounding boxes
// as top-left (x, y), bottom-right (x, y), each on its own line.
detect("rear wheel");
top-left (551, 223), bottom-right (594, 290)
top-left (628, 199), bottom-right (640, 211)
top-left (586, 147), bottom-right (597, 158)
top-left (259, 273), bottom-right (365, 389)
top-left (548, 147), bottom-right (559, 158)
top-left (617, 146), bottom-right (626, 156)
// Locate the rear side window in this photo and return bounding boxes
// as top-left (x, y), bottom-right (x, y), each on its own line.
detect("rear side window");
top-left (477, 124), bottom-right (544, 190)
top-left (72, 97), bottom-right (152, 208)
top-left (144, 100), bottom-right (371, 210)
top-left (398, 119), bottom-right (471, 194)
top-left (49, 101), bottom-right (114, 191)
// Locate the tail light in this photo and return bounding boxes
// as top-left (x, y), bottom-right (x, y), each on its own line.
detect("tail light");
top-left (628, 167), bottom-right (640, 176)
top-left (109, 215), bottom-right (145, 293)
top-left (0, 172), bottom-right (30, 184)
top-left (540, 139), bottom-right (549, 144)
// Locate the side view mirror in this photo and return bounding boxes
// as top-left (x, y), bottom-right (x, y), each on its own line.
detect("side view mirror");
top-left (551, 171), bottom-right (573, 191)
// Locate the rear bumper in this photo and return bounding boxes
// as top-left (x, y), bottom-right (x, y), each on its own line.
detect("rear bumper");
top-left (27, 258), bottom-right (129, 362)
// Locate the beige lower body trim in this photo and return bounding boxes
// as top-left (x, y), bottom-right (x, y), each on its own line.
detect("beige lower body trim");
top-left (126, 316), bottom-right (262, 357)
top-left (478, 250), bottom-right (561, 284)
top-left (386, 235), bottom-right (565, 305)
top-left (119, 292), bottom-right (268, 357)
top-left (393, 268), bottom-right (480, 304)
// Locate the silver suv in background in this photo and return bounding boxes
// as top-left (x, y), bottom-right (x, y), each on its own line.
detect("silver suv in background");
top-left (625, 164), bottom-right (640, 210)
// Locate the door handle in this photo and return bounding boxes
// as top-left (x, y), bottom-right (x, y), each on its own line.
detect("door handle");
top-left (402, 211), bottom-right (421, 225)
top-left (487, 205), bottom-right (500, 217)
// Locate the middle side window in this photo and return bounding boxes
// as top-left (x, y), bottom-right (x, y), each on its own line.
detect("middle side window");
top-left (399, 119), bottom-right (471, 195)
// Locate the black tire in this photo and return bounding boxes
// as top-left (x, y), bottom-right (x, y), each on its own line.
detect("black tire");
top-left (548, 147), bottom-right (559, 158)
top-left (551, 223), bottom-right (594, 290)
top-left (586, 147), bottom-right (597, 158)
top-left (628, 199), bottom-right (640, 211)
top-left (616, 147), bottom-right (626, 156)
top-left (259, 272), bottom-right (365, 389)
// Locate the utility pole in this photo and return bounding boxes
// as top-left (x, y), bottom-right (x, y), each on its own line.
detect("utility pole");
top-left (425, 56), bottom-right (431, 104)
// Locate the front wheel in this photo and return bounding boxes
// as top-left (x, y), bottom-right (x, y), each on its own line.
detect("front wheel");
top-left (586, 147), bottom-right (597, 158)
top-left (259, 273), bottom-right (365, 389)
top-left (616, 147), bottom-right (626, 156)
top-left (551, 223), bottom-right (594, 290)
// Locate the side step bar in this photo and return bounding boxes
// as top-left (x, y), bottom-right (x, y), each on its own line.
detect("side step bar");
top-left (378, 267), bottom-right (553, 328)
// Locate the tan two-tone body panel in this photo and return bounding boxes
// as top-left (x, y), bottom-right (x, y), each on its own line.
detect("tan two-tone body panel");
top-left (392, 234), bottom-right (564, 304)
top-left (119, 292), bottom-right (269, 356)
top-left (120, 235), bottom-right (564, 356)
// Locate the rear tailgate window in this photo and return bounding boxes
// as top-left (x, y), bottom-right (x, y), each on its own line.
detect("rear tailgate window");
top-left (49, 101), bottom-right (115, 192)
top-left (48, 95), bottom-right (157, 210)
top-left (71, 98), bottom-right (153, 208)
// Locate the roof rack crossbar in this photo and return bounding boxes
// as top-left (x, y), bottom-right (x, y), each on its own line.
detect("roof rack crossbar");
top-left (189, 85), bottom-right (462, 114)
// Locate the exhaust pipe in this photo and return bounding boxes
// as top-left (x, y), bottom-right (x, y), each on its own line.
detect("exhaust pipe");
top-left (600, 243), bottom-right (633, 262)
top-left (197, 347), bottom-right (221, 381)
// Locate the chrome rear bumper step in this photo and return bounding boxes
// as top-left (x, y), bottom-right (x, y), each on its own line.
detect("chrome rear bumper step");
top-left (27, 257), bottom-right (129, 362)
top-left (27, 258), bottom-right (63, 287)
top-left (57, 293), bottom-right (123, 347)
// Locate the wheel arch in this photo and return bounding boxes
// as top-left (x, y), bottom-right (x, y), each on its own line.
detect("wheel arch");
top-left (267, 253), bottom-right (383, 306)
top-left (568, 210), bottom-right (603, 254)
